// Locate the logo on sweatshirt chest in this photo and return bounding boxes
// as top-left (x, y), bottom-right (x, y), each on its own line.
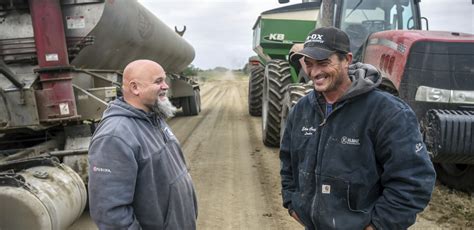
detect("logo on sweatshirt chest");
top-left (340, 136), bottom-right (360, 145)
top-left (163, 127), bottom-right (176, 140)
top-left (92, 166), bottom-right (112, 173)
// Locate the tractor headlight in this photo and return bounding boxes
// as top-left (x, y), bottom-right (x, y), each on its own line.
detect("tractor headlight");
top-left (415, 86), bottom-right (474, 104)
top-left (451, 90), bottom-right (474, 104)
top-left (415, 86), bottom-right (450, 103)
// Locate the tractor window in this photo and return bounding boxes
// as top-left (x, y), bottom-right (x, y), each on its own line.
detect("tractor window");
top-left (340, 0), bottom-right (415, 61)
top-left (389, 1), bottom-right (415, 30)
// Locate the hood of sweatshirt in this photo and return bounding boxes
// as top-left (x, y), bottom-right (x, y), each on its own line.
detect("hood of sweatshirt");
top-left (101, 97), bottom-right (159, 125)
top-left (337, 62), bottom-right (382, 102)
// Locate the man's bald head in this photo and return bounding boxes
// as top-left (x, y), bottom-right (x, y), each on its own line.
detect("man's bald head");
top-left (123, 59), bottom-right (165, 87)
top-left (122, 59), bottom-right (169, 113)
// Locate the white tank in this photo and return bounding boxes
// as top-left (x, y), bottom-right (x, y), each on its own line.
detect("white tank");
top-left (0, 163), bottom-right (87, 230)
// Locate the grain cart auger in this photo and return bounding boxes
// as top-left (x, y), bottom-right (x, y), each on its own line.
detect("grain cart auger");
top-left (277, 0), bottom-right (474, 193)
top-left (0, 0), bottom-right (198, 229)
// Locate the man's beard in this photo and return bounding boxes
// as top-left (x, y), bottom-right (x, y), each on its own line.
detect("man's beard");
top-left (152, 95), bottom-right (177, 119)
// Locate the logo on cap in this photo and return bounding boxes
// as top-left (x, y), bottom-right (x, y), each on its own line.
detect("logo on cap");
top-left (305, 34), bottom-right (325, 44)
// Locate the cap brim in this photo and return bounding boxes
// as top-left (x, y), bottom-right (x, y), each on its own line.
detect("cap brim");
top-left (289, 46), bottom-right (335, 64)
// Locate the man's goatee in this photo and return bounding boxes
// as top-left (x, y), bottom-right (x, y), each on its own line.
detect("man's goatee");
top-left (153, 96), bottom-right (177, 119)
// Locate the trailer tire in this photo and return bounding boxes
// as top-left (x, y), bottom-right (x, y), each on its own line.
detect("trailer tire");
top-left (262, 59), bottom-right (292, 147)
top-left (248, 65), bottom-right (264, 116)
top-left (181, 97), bottom-right (190, 115)
top-left (195, 89), bottom-right (201, 113)
top-left (280, 83), bottom-right (313, 138)
top-left (435, 163), bottom-right (474, 193)
top-left (183, 89), bottom-right (199, 116)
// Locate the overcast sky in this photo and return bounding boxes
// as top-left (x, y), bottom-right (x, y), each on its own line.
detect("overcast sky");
top-left (138, 0), bottom-right (474, 70)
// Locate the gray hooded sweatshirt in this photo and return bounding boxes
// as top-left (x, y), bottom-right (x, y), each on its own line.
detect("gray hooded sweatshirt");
top-left (88, 98), bottom-right (198, 230)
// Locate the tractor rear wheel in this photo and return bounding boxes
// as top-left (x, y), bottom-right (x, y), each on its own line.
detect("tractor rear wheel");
top-left (435, 163), bottom-right (474, 193)
top-left (262, 59), bottom-right (292, 147)
top-left (248, 65), bottom-right (264, 116)
top-left (280, 83), bottom-right (314, 138)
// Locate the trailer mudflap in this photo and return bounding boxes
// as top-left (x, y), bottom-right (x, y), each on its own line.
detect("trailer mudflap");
top-left (423, 109), bottom-right (474, 164)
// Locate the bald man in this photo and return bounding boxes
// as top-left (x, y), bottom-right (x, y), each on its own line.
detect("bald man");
top-left (88, 60), bottom-right (198, 230)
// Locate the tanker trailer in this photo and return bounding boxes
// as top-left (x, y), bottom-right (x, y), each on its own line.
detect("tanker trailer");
top-left (0, 0), bottom-right (198, 229)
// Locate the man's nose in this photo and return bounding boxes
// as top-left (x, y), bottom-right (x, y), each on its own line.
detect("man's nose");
top-left (161, 82), bottom-right (169, 90)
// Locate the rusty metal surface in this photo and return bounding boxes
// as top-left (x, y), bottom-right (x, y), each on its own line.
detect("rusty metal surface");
top-left (73, 85), bottom-right (108, 121)
top-left (0, 87), bottom-right (40, 130)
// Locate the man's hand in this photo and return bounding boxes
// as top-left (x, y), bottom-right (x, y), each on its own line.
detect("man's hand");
top-left (289, 210), bottom-right (305, 227)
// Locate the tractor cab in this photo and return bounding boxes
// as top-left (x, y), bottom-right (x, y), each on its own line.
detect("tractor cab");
top-left (316, 0), bottom-right (423, 61)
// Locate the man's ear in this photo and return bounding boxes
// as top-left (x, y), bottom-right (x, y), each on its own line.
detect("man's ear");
top-left (345, 53), bottom-right (353, 68)
top-left (130, 81), bottom-right (140, 96)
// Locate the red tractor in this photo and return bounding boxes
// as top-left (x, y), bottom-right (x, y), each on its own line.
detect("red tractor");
top-left (279, 0), bottom-right (474, 192)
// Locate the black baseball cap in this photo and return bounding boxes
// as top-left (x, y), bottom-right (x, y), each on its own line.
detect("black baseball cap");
top-left (290, 27), bottom-right (350, 63)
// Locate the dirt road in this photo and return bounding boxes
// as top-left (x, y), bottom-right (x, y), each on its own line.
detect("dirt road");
top-left (167, 74), bottom-right (301, 229)
top-left (69, 72), bottom-right (473, 229)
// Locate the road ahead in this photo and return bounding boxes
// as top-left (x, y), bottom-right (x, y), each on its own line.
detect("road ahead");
top-left (168, 75), bottom-right (300, 229)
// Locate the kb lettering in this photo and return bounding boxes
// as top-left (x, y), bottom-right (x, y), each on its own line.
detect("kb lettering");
top-left (269, 33), bottom-right (285, 41)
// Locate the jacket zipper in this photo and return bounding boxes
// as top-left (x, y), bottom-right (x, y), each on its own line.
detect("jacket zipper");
top-left (309, 102), bottom-right (346, 226)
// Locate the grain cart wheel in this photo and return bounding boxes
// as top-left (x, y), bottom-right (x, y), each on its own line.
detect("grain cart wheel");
top-left (262, 59), bottom-right (292, 147)
top-left (248, 65), bottom-right (264, 116)
top-left (435, 163), bottom-right (474, 193)
top-left (183, 89), bottom-right (199, 116)
top-left (280, 83), bottom-right (314, 139)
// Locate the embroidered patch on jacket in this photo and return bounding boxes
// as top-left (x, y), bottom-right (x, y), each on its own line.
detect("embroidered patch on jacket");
top-left (301, 126), bottom-right (317, 136)
top-left (340, 136), bottom-right (360, 145)
top-left (322, 184), bottom-right (331, 194)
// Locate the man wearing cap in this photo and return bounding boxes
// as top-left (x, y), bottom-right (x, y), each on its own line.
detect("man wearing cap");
top-left (280, 27), bottom-right (435, 229)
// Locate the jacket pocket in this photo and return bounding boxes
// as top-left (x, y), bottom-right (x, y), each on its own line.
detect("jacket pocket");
top-left (317, 175), bottom-right (370, 229)
top-left (163, 169), bottom-right (197, 230)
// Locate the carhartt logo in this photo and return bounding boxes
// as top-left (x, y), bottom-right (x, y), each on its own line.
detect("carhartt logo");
top-left (341, 136), bottom-right (360, 145)
top-left (306, 34), bottom-right (324, 44)
top-left (301, 126), bottom-right (317, 136)
top-left (322, 184), bottom-right (331, 194)
top-left (93, 166), bottom-right (111, 173)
